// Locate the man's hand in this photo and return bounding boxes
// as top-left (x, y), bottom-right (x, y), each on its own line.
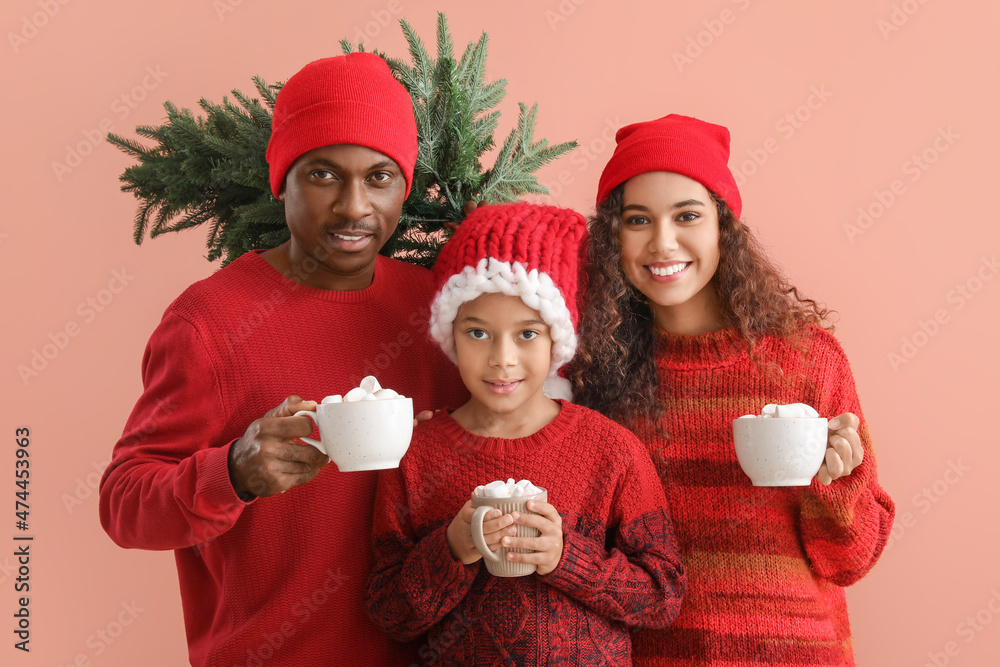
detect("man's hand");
top-left (228, 395), bottom-right (329, 499)
top-left (503, 500), bottom-right (564, 575)
top-left (817, 412), bottom-right (864, 485)
top-left (446, 500), bottom-right (516, 564)
top-left (414, 409), bottom-right (438, 427)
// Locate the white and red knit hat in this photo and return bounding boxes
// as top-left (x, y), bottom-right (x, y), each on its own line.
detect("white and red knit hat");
top-left (430, 203), bottom-right (588, 400)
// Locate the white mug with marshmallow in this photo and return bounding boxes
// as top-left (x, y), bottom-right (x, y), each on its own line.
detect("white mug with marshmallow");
top-left (732, 403), bottom-right (828, 486)
top-left (294, 376), bottom-right (413, 472)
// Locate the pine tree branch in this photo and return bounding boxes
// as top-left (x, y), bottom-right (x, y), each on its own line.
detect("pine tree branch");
top-left (112, 11), bottom-right (577, 267)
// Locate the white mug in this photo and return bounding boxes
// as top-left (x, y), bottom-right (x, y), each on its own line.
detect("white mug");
top-left (732, 417), bottom-right (828, 486)
top-left (294, 397), bottom-right (414, 472)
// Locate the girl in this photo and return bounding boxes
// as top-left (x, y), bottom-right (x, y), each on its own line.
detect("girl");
top-left (366, 203), bottom-right (685, 666)
top-left (570, 114), bottom-right (894, 667)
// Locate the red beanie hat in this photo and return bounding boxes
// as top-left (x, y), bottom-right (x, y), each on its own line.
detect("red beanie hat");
top-left (596, 114), bottom-right (742, 219)
top-left (266, 53), bottom-right (417, 198)
top-left (430, 203), bottom-right (587, 400)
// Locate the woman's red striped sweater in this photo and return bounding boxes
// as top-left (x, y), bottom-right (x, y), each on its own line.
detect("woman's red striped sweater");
top-left (630, 324), bottom-right (894, 667)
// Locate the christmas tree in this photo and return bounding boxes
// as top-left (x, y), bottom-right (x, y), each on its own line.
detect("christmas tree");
top-left (108, 13), bottom-right (577, 267)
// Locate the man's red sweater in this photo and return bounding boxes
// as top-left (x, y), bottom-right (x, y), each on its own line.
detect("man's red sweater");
top-left (99, 251), bottom-right (467, 667)
top-left (367, 401), bottom-right (687, 666)
top-left (629, 325), bottom-right (895, 667)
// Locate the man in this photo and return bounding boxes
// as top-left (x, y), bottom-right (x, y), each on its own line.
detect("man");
top-left (100, 53), bottom-right (467, 667)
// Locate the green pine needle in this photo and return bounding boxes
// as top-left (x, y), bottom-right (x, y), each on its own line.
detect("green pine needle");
top-left (110, 11), bottom-right (577, 268)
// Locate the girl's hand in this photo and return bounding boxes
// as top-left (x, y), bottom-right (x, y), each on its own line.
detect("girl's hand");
top-left (446, 501), bottom-right (516, 565)
top-left (503, 500), bottom-right (564, 576)
top-left (817, 412), bottom-right (864, 485)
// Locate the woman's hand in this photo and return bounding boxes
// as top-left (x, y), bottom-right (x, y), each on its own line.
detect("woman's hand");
top-left (817, 412), bottom-right (864, 485)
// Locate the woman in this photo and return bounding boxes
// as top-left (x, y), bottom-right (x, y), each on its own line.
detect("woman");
top-left (570, 113), bottom-right (894, 667)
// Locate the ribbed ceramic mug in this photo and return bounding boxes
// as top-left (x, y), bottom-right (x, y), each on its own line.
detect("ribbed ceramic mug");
top-left (470, 488), bottom-right (547, 577)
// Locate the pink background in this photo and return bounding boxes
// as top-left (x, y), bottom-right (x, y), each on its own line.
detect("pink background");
top-left (2, 1), bottom-right (998, 665)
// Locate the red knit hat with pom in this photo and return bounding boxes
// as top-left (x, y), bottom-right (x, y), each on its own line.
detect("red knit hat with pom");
top-left (430, 203), bottom-right (587, 400)
top-left (596, 114), bottom-right (742, 218)
top-left (266, 53), bottom-right (417, 198)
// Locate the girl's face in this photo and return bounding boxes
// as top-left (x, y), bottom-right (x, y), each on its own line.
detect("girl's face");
top-left (452, 293), bottom-right (555, 423)
top-left (619, 171), bottom-right (723, 335)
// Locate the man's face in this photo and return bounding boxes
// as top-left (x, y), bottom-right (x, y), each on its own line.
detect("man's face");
top-left (280, 144), bottom-right (406, 291)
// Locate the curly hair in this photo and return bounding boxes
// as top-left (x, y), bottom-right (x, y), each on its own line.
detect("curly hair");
top-left (569, 184), bottom-right (833, 428)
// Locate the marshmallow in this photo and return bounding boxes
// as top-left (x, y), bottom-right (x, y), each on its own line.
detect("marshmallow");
top-left (475, 478), bottom-right (543, 498)
top-left (360, 375), bottom-right (381, 394)
top-left (344, 387), bottom-right (369, 402)
top-left (511, 480), bottom-right (529, 497)
top-left (326, 376), bottom-right (405, 404)
top-left (741, 403), bottom-right (820, 419)
top-left (775, 403), bottom-right (818, 418)
top-left (482, 480), bottom-right (508, 498)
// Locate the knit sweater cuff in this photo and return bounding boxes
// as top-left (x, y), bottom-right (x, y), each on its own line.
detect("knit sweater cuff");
top-left (540, 530), bottom-right (603, 594)
top-left (802, 467), bottom-right (876, 533)
top-left (423, 524), bottom-right (481, 585)
top-left (195, 442), bottom-right (252, 511)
